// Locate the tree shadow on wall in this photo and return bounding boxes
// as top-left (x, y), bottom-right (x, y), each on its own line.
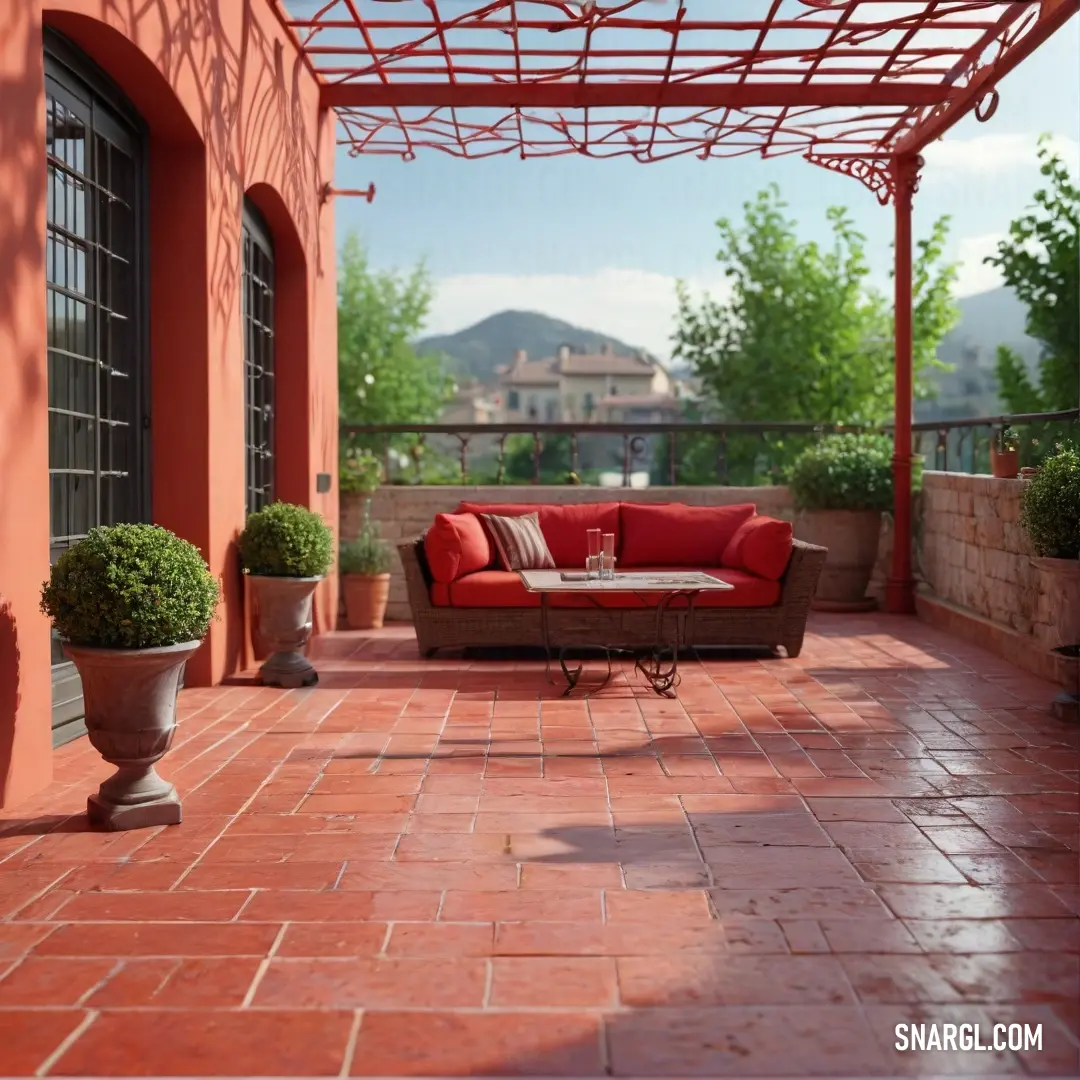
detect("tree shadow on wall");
top-left (0, 597), bottom-right (20, 807)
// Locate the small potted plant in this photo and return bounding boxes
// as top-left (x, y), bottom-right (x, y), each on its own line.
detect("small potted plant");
top-left (1021, 445), bottom-right (1080, 653)
top-left (789, 433), bottom-right (918, 611)
top-left (340, 446), bottom-right (383, 497)
top-left (239, 502), bottom-right (333, 688)
top-left (991, 426), bottom-right (1020, 479)
top-left (340, 502), bottom-right (393, 630)
top-left (39, 524), bottom-right (220, 830)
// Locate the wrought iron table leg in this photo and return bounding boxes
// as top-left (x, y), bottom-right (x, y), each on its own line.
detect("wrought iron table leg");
top-left (558, 644), bottom-right (614, 697)
top-left (540, 595), bottom-right (554, 684)
top-left (632, 590), bottom-right (695, 698)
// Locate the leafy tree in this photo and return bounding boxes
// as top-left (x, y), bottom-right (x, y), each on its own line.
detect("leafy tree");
top-left (502, 434), bottom-right (574, 484)
top-left (672, 186), bottom-right (958, 483)
top-left (985, 136), bottom-right (1079, 414)
top-left (337, 234), bottom-right (453, 455)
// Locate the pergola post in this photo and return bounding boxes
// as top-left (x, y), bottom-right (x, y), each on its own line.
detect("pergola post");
top-left (884, 154), bottom-right (922, 616)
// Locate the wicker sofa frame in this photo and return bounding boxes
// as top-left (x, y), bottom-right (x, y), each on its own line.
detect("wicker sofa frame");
top-left (397, 537), bottom-right (827, 659)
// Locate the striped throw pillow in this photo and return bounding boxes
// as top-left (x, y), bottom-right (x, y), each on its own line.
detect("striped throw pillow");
top-left (481, 512), bottom-right (555, 572)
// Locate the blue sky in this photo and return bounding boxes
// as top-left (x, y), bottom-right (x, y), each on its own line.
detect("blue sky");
top-left (329, 8), bottom-right (1079, 359)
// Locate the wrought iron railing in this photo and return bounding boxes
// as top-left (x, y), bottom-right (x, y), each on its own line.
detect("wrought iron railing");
top-left (340, 409), bottom-right (1079, 487)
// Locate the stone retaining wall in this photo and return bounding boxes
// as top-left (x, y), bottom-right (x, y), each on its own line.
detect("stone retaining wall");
top-left (342, 485), bottom-right (794, 622)
top-left (920, 471), bottom-right (1059, 650)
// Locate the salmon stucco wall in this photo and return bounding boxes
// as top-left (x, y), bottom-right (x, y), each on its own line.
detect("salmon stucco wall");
top-left (0, 1), bottom-right (338, 807)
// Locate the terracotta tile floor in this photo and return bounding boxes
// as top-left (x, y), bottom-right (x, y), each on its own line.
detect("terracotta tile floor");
top-left (1, 615), bottom-right (1078, 1077)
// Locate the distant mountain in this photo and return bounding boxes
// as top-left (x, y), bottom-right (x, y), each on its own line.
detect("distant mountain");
top-left (419, 288), bottom-right (1041, 416)
top-left (921, 286), bottom-right (1041, 420)
top-left (417, 310), bottom-right (646, 382)
top-left (939, 287), bottom-right (1039, 371)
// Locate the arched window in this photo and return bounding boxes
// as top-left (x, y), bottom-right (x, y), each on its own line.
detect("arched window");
top-left (242, 200), bottom-right (275, 515)
top-left (45, 30), bottom-right (150, 746)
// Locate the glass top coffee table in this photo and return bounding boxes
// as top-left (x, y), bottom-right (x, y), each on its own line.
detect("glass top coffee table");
top-left (519, 569), bottom-right (734, 697)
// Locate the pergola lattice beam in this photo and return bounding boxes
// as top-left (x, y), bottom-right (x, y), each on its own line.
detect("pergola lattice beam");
top-left (278, 0), bottom-right (1078, 171)
top-left (319, 81), bottom-right (950, 110)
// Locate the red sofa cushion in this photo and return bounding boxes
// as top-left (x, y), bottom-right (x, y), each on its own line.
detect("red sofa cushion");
top-left (430, 567), bottom-right (778, 609)
top-left (721, 516), bottom-right (794, 581)
top-left (457, 501), bottom-right (620, 569)
top-left (424, 512), bottom-right (492, 583)
top-left (446, 570), bottom-right (541, 608)
top-left (618, 503), bottom-right (756, 567)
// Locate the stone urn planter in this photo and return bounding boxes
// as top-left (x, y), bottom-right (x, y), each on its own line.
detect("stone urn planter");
top-left (239, 501), bottom-right (334, 689)
top-left (39, 524), bottom-right (219, 830)
top-left (340, 502), bottom-right (393, 630)
top-left (788, 434), bottom-right (902, 613)
top-left (66, 641), bottom-right (200, 829)
top-left (795, 509), bottom-right (882, 611)
top-left (1032, 557), bottom-right (1080, 651)
top-left (247, 575), bottom-right (322, 687)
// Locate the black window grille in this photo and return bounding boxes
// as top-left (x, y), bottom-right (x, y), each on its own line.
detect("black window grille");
top-left (44, 32), bottom-right (149, 745)
top-left (242, 201), bottom-right (275, 516)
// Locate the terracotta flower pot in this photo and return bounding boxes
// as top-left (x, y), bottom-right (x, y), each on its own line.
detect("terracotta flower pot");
top-left (248, 574), bottom-right (322, 688)
top-left (991, 446), bottom-right (1019, 479)
top-left (795, 509), bottom-right (883, 612)
top-left (1032, 557), bottom-right (1080, 651)
top-left (64, 640), bottom-right (201, 830)
top-left (343, 573), bottom-right (391, 630)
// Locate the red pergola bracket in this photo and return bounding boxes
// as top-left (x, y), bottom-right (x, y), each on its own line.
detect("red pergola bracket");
top-left (803, 154), bottom-right (896, 206)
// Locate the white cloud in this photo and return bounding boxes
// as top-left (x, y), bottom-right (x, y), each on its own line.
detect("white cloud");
top-left (426, 268), bottom-right (731, 359)
top-left (922, 132), bottom-right (1079, 177)
top-left (953, 232), bottom-right (1008, 298)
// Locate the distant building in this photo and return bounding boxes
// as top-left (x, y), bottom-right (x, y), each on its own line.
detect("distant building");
top-left (499, 343), bottom-right (676, 423)
top-left (439, 380), bottom-right (503, 425)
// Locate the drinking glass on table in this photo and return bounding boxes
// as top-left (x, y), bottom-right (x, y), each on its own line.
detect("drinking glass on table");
top-left (586, 529), bottom-right (602, 579)
top-left (601, 533), bottom-right (616, 580)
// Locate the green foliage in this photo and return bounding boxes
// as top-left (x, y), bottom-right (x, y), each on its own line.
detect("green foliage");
top-left (340, 500), bottom-right (392, 576)
top-left (338, 233), bottom-right (454, 443)
top-left (239, 502), bottom-right (334, 578)
top-left (40, 524), bottom-right (219, 649)
top-left (788, 433), bottom-right (914, 513)
top-left (502, 434), bottom-right (574, 484)
top-left (673, 186), bottom-right (959, 433)
top-left (997, 425), bottom-right (1020, 452)
top-left (986, 136), bottom-right (1079, 413)
top-left (1020, 444), bottom-right (1080, 559)
top-left (340, 447), bottom-right (383, 495)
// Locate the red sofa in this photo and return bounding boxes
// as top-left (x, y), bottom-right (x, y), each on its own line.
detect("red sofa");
top-left (397, 500), bottom-right (826, 658)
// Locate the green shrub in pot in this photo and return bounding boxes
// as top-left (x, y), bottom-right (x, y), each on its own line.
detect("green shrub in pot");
top-left (788, 433), bottom-right (914, 512)
top-left (239, 502), bottom-right (334, 688)
top-left (39, 524), bottom-right (220, 830)
top-left (1021, 444), bottom-right (1080, 653)
top-left (788, 434), bottom-right (920, 609)
top-left (238, 501), bottom-right (334, 579)
top-left (1021, 445), bottom-right (1080, 560)
top-left (42, 524), bottom-right (219, 648)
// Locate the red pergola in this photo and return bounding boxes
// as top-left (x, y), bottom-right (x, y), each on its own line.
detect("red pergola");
top-left (275, 0), bottom-right (1078, 614)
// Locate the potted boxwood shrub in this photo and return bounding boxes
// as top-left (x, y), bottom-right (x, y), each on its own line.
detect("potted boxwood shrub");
top-left (340, 502), bottom-right (393, 630)
top-left (239, 501), bottom-right (333, 688)
top-left (991, 426), bottom-right (1020, 479)
top-left (1021, 444), bottom-right (1080, 653)
top-left (39, 524), bottom-right (219, 830)
top-left (789, 433), bottom-right (916, 611)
